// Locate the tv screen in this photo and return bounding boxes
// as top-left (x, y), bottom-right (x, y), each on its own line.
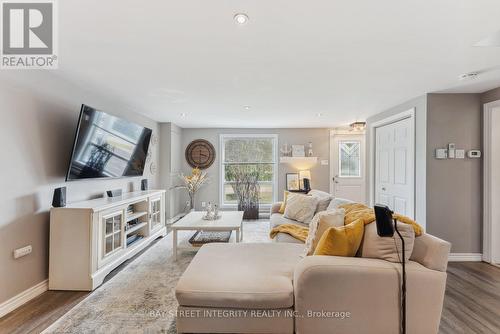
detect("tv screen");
top-left (66, 105), bottom-right (152, 181)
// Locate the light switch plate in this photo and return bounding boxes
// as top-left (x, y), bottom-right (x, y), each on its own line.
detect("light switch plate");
top-left (435, 148), bottom-right (447, 159)
top-left (455, 149), bottom-right (465, 159)
top-left (14, 245), bottom-right (32, 259)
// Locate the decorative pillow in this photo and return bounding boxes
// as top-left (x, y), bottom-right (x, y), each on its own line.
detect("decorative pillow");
top-left (360, 221), bottom-right (415, 262)
top-left (313, 219), bottom-right (364, 257)
top-left (279, 191), bottom-right (291, 214)
top-left (309, 189), bottom-right (333, 213)
top-left (283, 193), bottom-right (319, 224)
top-left (304, 209), bottom-right (345, 256)
top-left (326, 197), bottom-right (354, 211)
top-left (315, 197), bottom-right (333, 213)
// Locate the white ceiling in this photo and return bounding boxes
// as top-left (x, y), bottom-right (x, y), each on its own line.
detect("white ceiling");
top-left (57, 0), bottom-right (500, 128)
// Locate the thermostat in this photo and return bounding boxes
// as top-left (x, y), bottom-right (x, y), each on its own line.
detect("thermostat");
top-left (467, 150), bottom-right (481, 158)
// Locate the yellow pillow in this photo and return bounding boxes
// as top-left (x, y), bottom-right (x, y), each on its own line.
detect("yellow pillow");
top-left (313, 219), bottom-right (364, 257)
top-left (279, 191), bottom-right (290, 214)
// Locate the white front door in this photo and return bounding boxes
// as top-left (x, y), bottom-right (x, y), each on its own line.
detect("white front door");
top-left (330, 132), bottom-right (366, 203)
top-left (375, 117), bottom-right (414, 217)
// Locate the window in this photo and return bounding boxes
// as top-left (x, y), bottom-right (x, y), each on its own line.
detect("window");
top-left (339, 141), bottom-right (361, 177)
top-left (220, 134), bottom-right (278, 207)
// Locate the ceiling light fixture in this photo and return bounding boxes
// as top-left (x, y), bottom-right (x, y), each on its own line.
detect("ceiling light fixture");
top-left (234, 13), bottom-right (249, 25)
top-left (243, 105), bottom-right (251, 110)
top-left (350, 121), bottom-right (366, 131)
top-left (459, 72), bottom-right (479, 81)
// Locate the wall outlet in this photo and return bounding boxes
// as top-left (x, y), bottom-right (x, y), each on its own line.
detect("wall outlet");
top-left (201, 202), bottom-right (206, 208)
top-left (14, 245), bottom-right (32, 259)
top-left (321, 160), bottom-right (329, 166)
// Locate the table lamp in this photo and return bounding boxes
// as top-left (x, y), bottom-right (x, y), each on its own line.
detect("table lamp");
top-left (299, 170), bottom-right (311, 191)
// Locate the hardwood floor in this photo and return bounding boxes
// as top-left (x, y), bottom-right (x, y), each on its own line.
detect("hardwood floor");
top-left (1, 261), bottom-right (499, 334)
top-left (440, 262), bottom-right (500, 334)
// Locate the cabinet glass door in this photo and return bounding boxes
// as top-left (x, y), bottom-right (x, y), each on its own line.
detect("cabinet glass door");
top-left (150, 198), bottom-right (162, 231)
top-left (103, 212), bottom-right (123, 257)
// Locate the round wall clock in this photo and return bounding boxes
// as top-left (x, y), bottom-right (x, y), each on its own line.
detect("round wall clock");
top-left (185, 139), bottom-right (216, 169)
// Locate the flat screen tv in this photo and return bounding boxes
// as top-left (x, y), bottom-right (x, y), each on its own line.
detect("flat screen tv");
top-left (66, 104), bottom-right (152, 181)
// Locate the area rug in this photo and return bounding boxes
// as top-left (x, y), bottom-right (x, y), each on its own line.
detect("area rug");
top-left (42, 220), bottom-right (272, 334)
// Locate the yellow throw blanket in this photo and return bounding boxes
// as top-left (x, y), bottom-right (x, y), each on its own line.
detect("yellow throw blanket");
top-left (269, 224), bottom-right (309, 242)
top-left (269, 203), bottom-right (423, 241)
top-left (339, 203), bottom-right (423, 236)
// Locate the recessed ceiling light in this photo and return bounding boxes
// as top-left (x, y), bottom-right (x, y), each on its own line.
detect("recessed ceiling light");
top-left (316, 113), bottom-right (323, 117)
top-left (243, 105), bottom-right (251, 110)
top-left (459, 72), bottom-right (479, 81)
top-left (234, 13), bottom-right (249, 25)
top-left (180, 112), bottom-right (187, 118)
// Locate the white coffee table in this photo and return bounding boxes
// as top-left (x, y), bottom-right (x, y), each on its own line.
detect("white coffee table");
top-left (171, 211), bottom-right (244, 260)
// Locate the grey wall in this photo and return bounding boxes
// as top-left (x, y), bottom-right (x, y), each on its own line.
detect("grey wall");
top-left (366, 95), bottom-right (428, 228)
top-left (179, 128), bottom-right (331, 210)
top-left (426, 94), bottom-right (482, 253)
top-left (0, 72), bottom-right (160, 304)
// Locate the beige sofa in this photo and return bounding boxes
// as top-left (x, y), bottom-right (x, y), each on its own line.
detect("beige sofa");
top-left (175, 199), bottom-right (451, 334)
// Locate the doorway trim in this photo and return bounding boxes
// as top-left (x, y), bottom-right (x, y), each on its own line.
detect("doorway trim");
top-left (483, 100), bottom-right (500, 264)
top-left (368, 108), bottom-right (416, 216)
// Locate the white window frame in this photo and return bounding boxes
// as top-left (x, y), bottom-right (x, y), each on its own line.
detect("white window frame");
top-left (219, 134), bottom-right (278, 209)
top-left (338, 140), bottom-right (362, 178)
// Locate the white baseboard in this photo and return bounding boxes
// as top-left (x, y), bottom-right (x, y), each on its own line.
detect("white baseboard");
top-left (448, 253), bottom-right (483, 262)
top-left (0, 279), bottom-right (48, 318)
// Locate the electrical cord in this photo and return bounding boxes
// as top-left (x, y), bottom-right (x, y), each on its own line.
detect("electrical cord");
top-left (393, 219), bottom-right (406, 334)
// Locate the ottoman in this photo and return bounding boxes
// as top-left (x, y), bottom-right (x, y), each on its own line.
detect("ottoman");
top-left (175, 242), bottom-right (305, 334)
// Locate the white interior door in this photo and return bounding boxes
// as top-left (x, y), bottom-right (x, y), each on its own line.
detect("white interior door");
top-left (490, 106), bottom-right (500, 264)
top-left (375, 117), bottom-right (414, 217)
top-left (484, 102), bottom-right (500, 264)
top-left (330, 132), bottom-right (366, 203)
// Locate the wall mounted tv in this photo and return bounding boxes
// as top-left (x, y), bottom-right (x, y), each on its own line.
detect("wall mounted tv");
top-left (65, 104), bottom-right (152, 181)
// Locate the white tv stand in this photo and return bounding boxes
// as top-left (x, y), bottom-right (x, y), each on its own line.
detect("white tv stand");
top-left (49, 190), bottom-right (166, 291)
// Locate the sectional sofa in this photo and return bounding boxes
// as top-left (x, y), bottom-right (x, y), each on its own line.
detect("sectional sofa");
top-left (175, 194), bottom-right (451, 334)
